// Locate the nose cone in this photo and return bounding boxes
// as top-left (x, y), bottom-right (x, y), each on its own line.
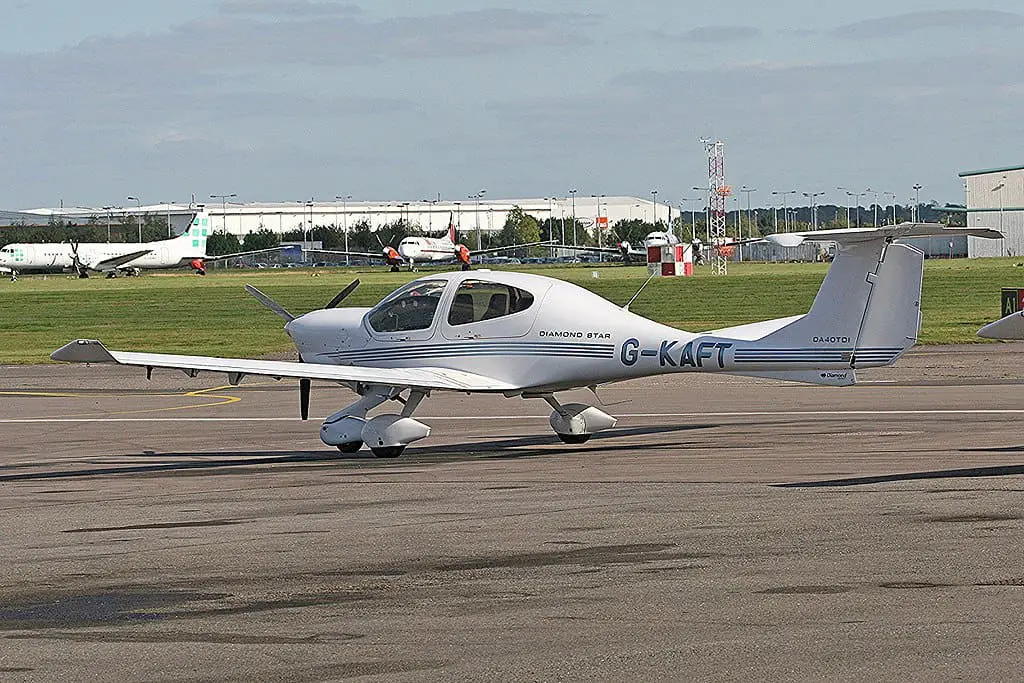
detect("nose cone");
top-left (398, 241), bottom-right (419, 260)
top-left (284, 307), bottom-right (372, 359)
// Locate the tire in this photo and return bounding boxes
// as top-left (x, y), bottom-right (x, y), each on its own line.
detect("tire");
top-left (335, 441), bottom-right (363, 453)
top-left (371, 445), bottom-right (406, 458)
top-left (556, 433), bottom-right (591, 444)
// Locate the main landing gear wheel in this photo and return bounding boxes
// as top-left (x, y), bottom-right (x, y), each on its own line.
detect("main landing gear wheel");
top-left (390, 265), bottom-right (400, 272)
top-left (371, 445), bottom-right (406, 458)
top-left (556, 433), bottom-right (591, 444)
top-left (335, 441), bottom-right (362, 453)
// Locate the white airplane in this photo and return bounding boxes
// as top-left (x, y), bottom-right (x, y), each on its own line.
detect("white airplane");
top-left (0, 214), bottom-right (280, 279)
top-left (305, 219), bottom-right (553, 271)
top-left (51, 223), bottom-right (1000, 458)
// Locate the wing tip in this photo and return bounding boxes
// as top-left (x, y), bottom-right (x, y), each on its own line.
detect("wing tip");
top-left (51, 339), bottom-right (116, 363)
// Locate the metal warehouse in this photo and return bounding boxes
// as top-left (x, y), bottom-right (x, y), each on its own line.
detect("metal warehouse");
top-left (963, 164), bottom-right (1024, 257)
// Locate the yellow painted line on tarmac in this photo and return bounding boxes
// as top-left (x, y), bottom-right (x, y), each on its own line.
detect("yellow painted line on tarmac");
top-left (0, 383), bottom-right (279, 419)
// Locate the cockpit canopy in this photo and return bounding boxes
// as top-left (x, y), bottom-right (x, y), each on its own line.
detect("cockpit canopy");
top-left (367, 279), bottom-right (447, 333)
top-left (446, 279), bottom-right (534, 326)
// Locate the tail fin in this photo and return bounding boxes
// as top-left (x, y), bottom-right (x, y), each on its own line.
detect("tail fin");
top-left (447, 212), bottom-right (456, 244)
top-left (757, 240), bottom-right (923, 366)
top-left (177, 211), bottom-right (211, 252)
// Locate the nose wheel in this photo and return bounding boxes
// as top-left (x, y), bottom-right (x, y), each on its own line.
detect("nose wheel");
top-left (335, 441), bottom-right (363, 453)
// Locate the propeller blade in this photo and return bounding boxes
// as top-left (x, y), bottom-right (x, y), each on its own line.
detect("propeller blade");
top-left (325, 279), bottom-right (360, 309)
top-left (244, 284), bottom-right (295, 322)
top-left (299, 378), bottom-right (310, 421)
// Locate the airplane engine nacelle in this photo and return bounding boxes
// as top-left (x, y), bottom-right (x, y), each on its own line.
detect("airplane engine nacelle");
top-left (455, 244), bottom-right (471, 265)
top-left (383, 247), bottom-right (401, 265)
top-left (320, 415), bottom-right (366, 447)
top-left (191, 258), bottom-right (206, 275)
top-left (361, 415), bottom-right (431, 449)
top-left (549, 404), bottom-right (617, 436)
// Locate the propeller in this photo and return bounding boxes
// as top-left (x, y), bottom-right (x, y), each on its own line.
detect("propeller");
top-left (69, 241), bottom-right (88, 278)
top-left (324, 278), bottom-right (360, 309)
top-left (244, 280), bottom-right (361, 420)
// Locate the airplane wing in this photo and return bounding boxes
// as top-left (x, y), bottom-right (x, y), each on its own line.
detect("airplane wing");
top-left (469, 240), bottom-right (557, 257)
top-left (204, 246), bottom-right (287, 262)
top-left (303, 248), bottom-right (393, 261)
top-left (766, 223), bottom-right (1003, 247)
top-left (85, 249), bottom-right (153, 272)
top-left (546, 244), bottom-right (630, 256)
top-left (51, 339), bottom-right (515, 392)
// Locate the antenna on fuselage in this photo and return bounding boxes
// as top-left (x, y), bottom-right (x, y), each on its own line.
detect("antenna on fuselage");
top-left (623, 270), bottom-right (659, 312)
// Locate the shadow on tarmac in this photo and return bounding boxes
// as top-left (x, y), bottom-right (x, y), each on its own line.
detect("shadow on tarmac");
top-left (0, 423), bottom-right (717, 482)
top-left (776, 463), bottom-right (1024, 488)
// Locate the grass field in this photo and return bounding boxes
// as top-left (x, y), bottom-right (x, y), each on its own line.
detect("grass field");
top-left (0, 259), bottom-right (1018, 364)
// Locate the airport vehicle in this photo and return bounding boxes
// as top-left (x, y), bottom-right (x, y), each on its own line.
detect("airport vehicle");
top-left (52, 223), bottom-right (1000, 458)
top-left (304, 219), bottom-right (552, 271)
top-left (0, 214), bottom-right (280, 278)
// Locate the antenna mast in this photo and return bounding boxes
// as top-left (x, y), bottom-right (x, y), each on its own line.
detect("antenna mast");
top-left (701, 138), bottom-right (730, 275)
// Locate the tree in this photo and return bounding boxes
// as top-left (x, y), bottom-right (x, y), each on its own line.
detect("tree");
top-left (242, 229), bottom-right (280, 252)
top-left (207, 231), bottom-right (242, 256)
top-left (498, 206), bottom-right (541, 248)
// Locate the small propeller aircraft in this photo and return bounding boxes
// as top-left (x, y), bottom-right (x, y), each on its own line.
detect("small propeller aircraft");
top-left (51, 223), bottom-right (1000, 457)
top-left (0, 215), bottom-right (281, 279)
top-left (304, 217), bottom-right (553, 271)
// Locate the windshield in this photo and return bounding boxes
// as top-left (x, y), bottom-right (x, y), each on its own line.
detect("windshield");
top-left (367, 279), bottom-right (448, 333)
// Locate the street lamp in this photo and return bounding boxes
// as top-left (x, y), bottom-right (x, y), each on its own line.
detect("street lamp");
top-left (771, 190), bottom-right (796, 232)
top-left (305, 198), bottom-right (314, 246)
top-left (209, 193), bottom-right (236, 234)
top-left (865, 188), bottom-right (879, 228)
top-left (992, 178), bottom-right (1006, 255)
top-left (127, 195), bottom-right (142, 242)
top-left (102, 205), bottom-right (114, 242)
top-left (162, 201), bottom-right (175, 237)
top-left (912, 183), bottom-right (923, 222)
top-left (568, 188), bottom-right (578, 246)
top-left (883, 191), bottom-right (897, 225)
top-left (836, 186), bottom-right (853, 227)
top-left (740, 187), bottom-right (757, 243)
top-left (469, 189), bottom-right (486, 250)
top-left (650, 189), bottom-right (659, 226)
top-left (693, 186), bottom-right (709, 241)
top-left (335, 194), bottom-right (352, 265)
top-left (802, 191), bottom-right (824, 231)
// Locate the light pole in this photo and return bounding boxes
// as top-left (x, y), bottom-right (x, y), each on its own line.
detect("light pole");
top-left (992, 178), bottom-right (1006, 255)
top-left (102, 205), bottom-right (113, 242)
top-left (335, 194), bottom-right (352, 265)
top-left (163, 201), bottom-right (174, 237)
top-left (209, 193), bottom-right (236, 234)
top-left (882, 191), bottom-right (897, 224)
top-left (127, 195), bottom-right (142, 241)
top-left (568, 188), bottom-right (578, 246)
top-left (771, 190), bottom-right (796, 232)
top-left (740, 186), bottom-right (756, 244)
top-left (693, 186), bottom-right (709, 241)
top-left (305, 198), bottom-right (314, 246)
top-left (802, 191), bottom-right (824, 231)
top-left (864, 188), bottom-right (879, 228)
top-left (912, 183), bottom-right (923, 222)
top-left (469, 189), bottom-right (486, 250)
top-left (837, 186), bottom-right (853, 227)
top-left (650, 189), bottom-right (658, 227)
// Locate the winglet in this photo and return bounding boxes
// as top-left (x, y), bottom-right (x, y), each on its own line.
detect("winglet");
top-left (51, 339), bottom-right (118, 363)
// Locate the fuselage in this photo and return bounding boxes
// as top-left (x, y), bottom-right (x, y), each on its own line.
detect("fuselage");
top-left (0, 231), bottom-right (205, 273)
top-left (282, 270), bottom-right (881, 392)
top-left (397, 236), bottom-right (459, 263)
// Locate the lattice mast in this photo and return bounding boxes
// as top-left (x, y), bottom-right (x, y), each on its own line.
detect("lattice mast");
top-left (702, 138), bottom-right (730, 275)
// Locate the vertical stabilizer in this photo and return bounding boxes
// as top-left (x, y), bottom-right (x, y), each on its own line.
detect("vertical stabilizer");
top-left (177, 211), bottom-right (212, 254)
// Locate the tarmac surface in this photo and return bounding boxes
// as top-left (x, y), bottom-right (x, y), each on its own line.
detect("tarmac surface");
top-left (2, 344), bottom-right (1024, 681)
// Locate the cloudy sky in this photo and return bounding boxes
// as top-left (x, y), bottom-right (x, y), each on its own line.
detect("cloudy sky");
top-left (1, 0), bottom-right (1022, 210)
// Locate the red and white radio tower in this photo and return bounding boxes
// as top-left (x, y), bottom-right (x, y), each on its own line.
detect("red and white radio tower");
top-left (701, 138), bottom-right (731, 275)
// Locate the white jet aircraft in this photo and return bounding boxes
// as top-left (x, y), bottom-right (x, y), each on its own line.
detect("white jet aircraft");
top-left (52, 223), bottom-right (1000, 457)
top-left (305, 219), bottom-right (553, 271)
top-left (0, 214), bottom-right (280, 279)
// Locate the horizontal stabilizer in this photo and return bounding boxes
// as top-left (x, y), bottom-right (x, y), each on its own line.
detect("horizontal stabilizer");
top-left (766, 223), bottom-right (1002, 248)
top-left (978, 311), bottom-right (1024, 340)
top-left (725, 369), bottom-right (857, 386)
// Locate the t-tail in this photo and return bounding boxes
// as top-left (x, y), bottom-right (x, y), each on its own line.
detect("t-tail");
top-left (716, 224), bottom-right (1001, 386)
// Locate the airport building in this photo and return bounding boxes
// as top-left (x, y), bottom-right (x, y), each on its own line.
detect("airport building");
top-left (963, 164), bottom-right (1024, 257)
top-left (2, 196), bottom-right (672, 241)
